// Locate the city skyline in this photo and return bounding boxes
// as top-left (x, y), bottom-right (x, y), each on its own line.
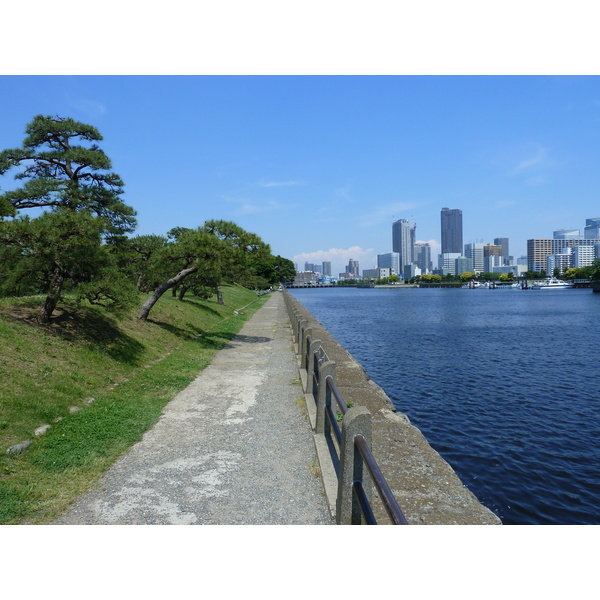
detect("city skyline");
top-left (2, 77), bottom-right (600, 281)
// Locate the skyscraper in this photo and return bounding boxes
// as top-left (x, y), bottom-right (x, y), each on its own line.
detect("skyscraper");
top-left (493, 237), bottom-right (510, 262)
top-left (413, 243), bottom-right (432, 273)
top-left (584, 218), bottom-right (600, 240)
top-left (464, 242), bottom-right (485, 273)
top-left (441, 207), bottom-right (463, 254)
top-left (346, 258), bottom-right (359, 277)
top-left (322, 261), bottom-right (331, 276)
top-left (392, 219), bottom-right (412, 269)
top-left (378, 252), bottom-right (400, 274)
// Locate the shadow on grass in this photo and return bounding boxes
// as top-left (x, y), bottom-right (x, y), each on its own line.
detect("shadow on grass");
top-left (4, 304), bottom-right (146, 366)
top-left (179, 298), bottom-right (224, 319)
top-left (146, 318), bottom-right (204, 340)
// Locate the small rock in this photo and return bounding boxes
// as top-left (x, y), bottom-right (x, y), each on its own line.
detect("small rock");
top-left (6, 441), bottom-right (32, 455)
top-left (34, 424), bottom-right (51, 436)
top-left (84, 397), bottom-right (96, 404)
top-left (69, 406), bottom-right (80, 414)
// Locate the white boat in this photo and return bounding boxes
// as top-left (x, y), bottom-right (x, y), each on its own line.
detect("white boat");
top-left (531, 277), bottom-right (575, 289)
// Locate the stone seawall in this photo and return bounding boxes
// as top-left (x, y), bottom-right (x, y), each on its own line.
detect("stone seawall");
top-left (286, 291), bottom-right (501, 525)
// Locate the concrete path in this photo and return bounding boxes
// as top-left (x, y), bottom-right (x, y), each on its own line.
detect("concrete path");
top-left (53, 293), bottom-right (333, 525)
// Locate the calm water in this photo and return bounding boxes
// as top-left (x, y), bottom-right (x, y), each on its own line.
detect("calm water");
top-left (290, 286), bottom-right (600, 525)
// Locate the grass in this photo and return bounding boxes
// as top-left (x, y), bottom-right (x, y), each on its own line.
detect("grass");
top-left (0, 285), bottom-right (269, 524)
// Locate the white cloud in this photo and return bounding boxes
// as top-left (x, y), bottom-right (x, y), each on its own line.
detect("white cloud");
top-left (417, 238), bottom-right (440, 256)
top-left (222, 195), bottom-right (295, 215)
top-left (64, 93), bottom-right (107, 119)
top-left (512, 145), bottom-right (549, 174)
top-left (258, 180), bottom-right (305, 188)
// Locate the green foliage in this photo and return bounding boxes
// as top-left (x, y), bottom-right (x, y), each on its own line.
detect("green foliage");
top-left (459, 271), bottom-right (476, 282)
top-left (0, 115), bottom-right (140, 322)
top-left (0, 115), bottom-right (136, 237)
top-left (420, 274), bottom-right (442, 283)
top-left (589, 259), bottom-right (600, 281)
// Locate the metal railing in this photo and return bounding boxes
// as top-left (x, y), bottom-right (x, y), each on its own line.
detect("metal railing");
top-left (287, 292), bottom-right (408, 525)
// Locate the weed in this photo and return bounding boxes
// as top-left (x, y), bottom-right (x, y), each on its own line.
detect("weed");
top-left (310, 460), bottom-right (321, 478)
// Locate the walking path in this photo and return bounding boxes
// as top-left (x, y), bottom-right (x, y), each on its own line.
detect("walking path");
top-left (54, 292), bottom-right (333, 525)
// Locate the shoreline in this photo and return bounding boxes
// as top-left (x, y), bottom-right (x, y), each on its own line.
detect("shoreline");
top-left (286, 290), bottom-right (501, 524)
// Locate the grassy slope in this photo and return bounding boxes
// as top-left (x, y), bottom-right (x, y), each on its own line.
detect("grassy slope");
top-left (0, 285), bottom-right (269, 524)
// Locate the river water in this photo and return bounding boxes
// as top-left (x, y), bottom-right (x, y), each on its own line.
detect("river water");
top-left (289, 286), bottom-right (600, 525)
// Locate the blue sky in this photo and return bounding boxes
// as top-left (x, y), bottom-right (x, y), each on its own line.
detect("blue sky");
top-left (1, 75), bottom-right (600, 275)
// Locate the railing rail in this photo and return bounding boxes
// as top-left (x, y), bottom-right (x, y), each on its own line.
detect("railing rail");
top-left (285, 291), bottom-right (408, 525)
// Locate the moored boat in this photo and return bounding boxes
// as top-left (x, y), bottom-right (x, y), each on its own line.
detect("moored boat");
top-left (530, 277), bottom-right (574, 289)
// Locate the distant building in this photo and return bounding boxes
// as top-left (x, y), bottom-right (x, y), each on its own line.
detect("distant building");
top-left (438, 252), bottom-right (461, 275)
top-left (455, 256), bottom-right (473, 274)
top-left (293, 271), bottom-right (318, 285)
top-left (441, 207), bottom-right (463, 254)
top-left (377, 252), bottom-right (400, 275)
top-left (553, 229), bottom-right (581, 240)
top-left (363, 268), bottom-right (392, 279)
top-left (484, 244), bottom-right (503, 272)
top-left (392, 219), bottom-right (413, 269)
top-left (528, 238), bottom-right (598, 272)
top-left (464, 242), bottom-right (485, 273)
top-left (571, 245), bottom-right (596, 268)
top-left (321, 261), bottom-right (332, 276)
top-left (494, 237), bottom-right (510, 264)
top-left (492, 265), bottom-right (525, 276)
top-left (403, 264), bottom-right (421, 280)
top-left (527, 239), bottom-right (553, 272)
top-left (413, 243), bottom-right (433, 273)
top-left (547, 249), bottom-right (572, 275)
top-left (345, 258), bottom-right (360, 278)
top-left (584, 218), bottom-right (600, 240)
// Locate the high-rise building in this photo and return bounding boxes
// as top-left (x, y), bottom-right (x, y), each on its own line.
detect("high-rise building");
top-left (584, 218), bottom-right (600, 240)
top-left (345, 258), bottom-right (359, 278)
top-left (493, 237), bottom-right (510, 263)
top-left (392, 219), bottom-right (413, 269)
top-left (527, 238), bottom-right (598, 272)
top-left (527, 239), bottom-right (553, 272)
top-left (441, 207), bottom-right (463, 254)
top-left (464, 242), bottom-right (485, 272)
top-left (413, 243), bottom-right (432, 273)
top-left (377, 252), bottom-right (400, 275)
top-left (553, 229), bottom-right (581, 240)
top-left (322, 261), bottom-right (332, 276)
top-left (572, 245), bottom-right (596, 268)
top-left (438, 252), bottom-right (462, 275)
top-left (455, 256), bottom-right (473, 274)
top-left (547, 249), bottom-right (572, 275)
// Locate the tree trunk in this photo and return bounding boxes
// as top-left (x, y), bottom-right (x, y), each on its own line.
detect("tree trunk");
top-left (138, 266), bottom-right (198, 320)
top-left (216, 286), bottom-right (224, 305)
top-left (38, 267), bottom-right (65, 324)
top-left (178, 285), bottom-right (189, 301)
